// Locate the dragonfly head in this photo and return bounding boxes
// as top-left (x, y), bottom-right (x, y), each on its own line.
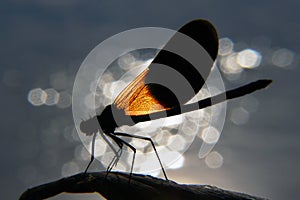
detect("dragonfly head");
top-left (79, 116), bottom-right (99, 136)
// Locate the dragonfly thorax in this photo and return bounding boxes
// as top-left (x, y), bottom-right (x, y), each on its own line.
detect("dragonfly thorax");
top-left (97, 105), bottom-right (118, 134)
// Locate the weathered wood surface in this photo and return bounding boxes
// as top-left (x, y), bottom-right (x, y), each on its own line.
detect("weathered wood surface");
top-left (19, 172), bottom-right (267, 200)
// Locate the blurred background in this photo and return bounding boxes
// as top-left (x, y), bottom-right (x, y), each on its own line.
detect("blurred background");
top-left (1, 1), bottom-right (299, 199)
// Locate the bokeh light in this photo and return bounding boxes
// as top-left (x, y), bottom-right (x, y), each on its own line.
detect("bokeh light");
top-left (155, 129), bottom-right (172, 146)
top-left (27, 88), bottom-right (72, 109)
top-left (200, 126), bottom-right (220, 144)
top-left (230, 107), bottom-right (250, 125)
top-left (56, 91), bottom-right (72, 108)
top-left (44, 88), bottom-right (59, 106)
top-left (272, 48), bottom-right (294, 68)
top-left (118, 52), bottom-right (138, 70)
top-left (204, 151), bottom-right (223, 169)
top-left (220, 53), bottom-right (243, 75)
top-left (236, 49), bottom-right (262, 69)
top-left (219, 37), bottom-right (234, 56)
top-left (167, 135), bottom-right (188, 151)
top-left (27, 88), bottom-right (47, 106)
top-left (130, 137), bottom-right (149, 150)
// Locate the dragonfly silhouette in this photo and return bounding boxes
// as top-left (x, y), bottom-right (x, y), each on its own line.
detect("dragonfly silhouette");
top-left (79, 19), bottom-right (271, 180)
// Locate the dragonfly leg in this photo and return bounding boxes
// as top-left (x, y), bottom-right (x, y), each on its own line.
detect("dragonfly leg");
top-left (107, 133), bottom-right (136, 183)
top-left (114, 132), bottom-right (168, 180)
top-left (83, 133), bottom-right (97, 176)
top-left (106, 147), bottom-right (123, 174)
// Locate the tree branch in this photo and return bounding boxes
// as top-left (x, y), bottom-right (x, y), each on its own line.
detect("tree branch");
top-left (19, 172), bottom-right (267, 200)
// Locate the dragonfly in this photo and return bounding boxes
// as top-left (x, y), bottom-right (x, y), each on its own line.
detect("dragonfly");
top-left (79, 19), bottom-right (272, 180)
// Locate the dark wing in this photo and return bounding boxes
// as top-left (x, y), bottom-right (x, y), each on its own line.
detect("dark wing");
top-left (114, 19), bottom-right (219, 116)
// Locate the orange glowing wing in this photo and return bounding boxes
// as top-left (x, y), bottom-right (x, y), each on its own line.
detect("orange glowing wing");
top-left (113, 68), bottom-right (170, 116)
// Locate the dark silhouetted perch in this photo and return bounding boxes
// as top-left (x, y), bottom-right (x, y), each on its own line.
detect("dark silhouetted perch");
top-left (19, 171), bottom-right (267, 200)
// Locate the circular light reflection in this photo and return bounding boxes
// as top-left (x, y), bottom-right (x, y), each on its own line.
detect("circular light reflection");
top-left (130, 138), bottom-right (149, 150)
top-left (27, 88), bottom-right (47, 106)
top-left (236, 49), bottom-right (262, 69)
top-left (118, 53), bottom-right (137, 70)
top-left (56, 91), bottom-right (72, 108)
top-left (44, 88), bottom-right (60, 106)
top-left (230, 107), bottom-right (250, 125)
top-left (167, 135), bottom-right (187, 151)
top-left (220, 53), bottom-right (243, 74)
top-left (84, 93), bottom-right (96, 110)
top-left (219, 37), bottom-right (234, 56)
top-left (155, 130), bottom-right (172, 146)
top-left (181, 119), bottom-right (199, 136)
top-left (103, 80), bottom-right (127, 100)
top-left (272, 48), bottom-right (294, 68)
top-left (97, 71), bottom-right (114, 88)
top-left (200, 126), bottom-right (220, 144)
top-left (205, 151), bottom-right (223, 169)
